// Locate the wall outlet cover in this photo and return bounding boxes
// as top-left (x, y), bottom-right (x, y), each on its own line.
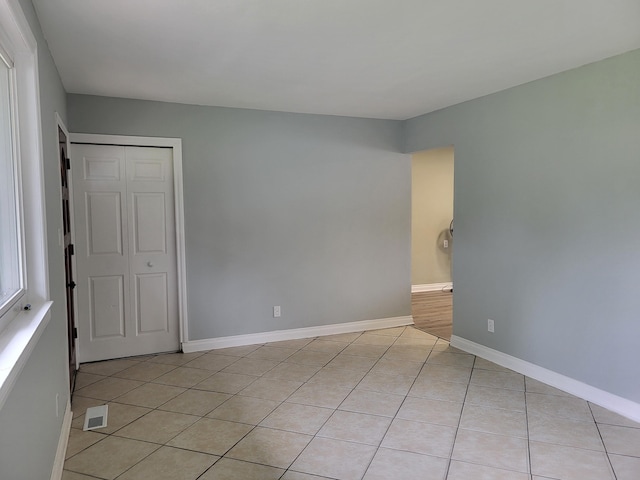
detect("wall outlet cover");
top-left (488, 319), bottom-right (495, 333)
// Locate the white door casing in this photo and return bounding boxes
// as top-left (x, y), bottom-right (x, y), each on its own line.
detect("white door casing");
top-left (70, 136), bottom-right (187, 362)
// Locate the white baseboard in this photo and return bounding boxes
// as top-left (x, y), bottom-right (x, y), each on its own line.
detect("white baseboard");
top-left (182, 316), bottom-right (414, 353)
top-left (50, 400), bottom-right (72, 480)
top-left (412, 283), bottom-right (452, 293)
top-left (451, 335), bottom-right (640, 423)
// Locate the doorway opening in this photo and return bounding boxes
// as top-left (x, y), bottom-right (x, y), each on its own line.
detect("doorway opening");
top-left (411, 146), bottom-right (454, 340)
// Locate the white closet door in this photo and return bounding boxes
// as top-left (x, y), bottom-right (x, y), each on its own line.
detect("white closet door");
top-left (72, 144), bottom-right (179, 362)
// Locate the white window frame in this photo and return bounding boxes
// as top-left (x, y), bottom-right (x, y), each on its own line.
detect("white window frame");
top-left (0, 0), bottom-right (52, 410)
top-left (0, 45), bottom-right (26, 323)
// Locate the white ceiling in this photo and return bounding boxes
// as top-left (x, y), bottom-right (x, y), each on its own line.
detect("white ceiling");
top-left (32, 0), bottom-right (640, 120)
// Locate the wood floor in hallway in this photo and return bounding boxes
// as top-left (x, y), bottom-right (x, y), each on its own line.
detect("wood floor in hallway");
top-left (412, 290), bottom-right (453, 340)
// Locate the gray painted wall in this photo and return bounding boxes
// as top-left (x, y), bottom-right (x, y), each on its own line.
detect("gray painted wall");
top-left (67, 96), bottom-right (410, 340)
top-left (0, 1), bottom-right (70, 479)
top-left (405, 49), bottom-right (640, 403)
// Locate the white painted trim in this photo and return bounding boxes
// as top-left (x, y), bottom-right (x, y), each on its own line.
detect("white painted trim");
top-left (50, 400), bottom-right (72, 480)
top-left (412, 283), bottom-right (452, 293)
top-left (451, 335), bottom-right (640, 423)
top-left (183, 316), bottom-right (414, 353)
top-left (171, 141), bottom-right (188, 344)
top-left (70, 133), bottom-right (180, 149)
top-left (69, 133), bottom-right (189, 345)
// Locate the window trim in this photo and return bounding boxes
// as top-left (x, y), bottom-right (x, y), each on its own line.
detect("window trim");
top-left (0, 0), bottom-right (53, 411)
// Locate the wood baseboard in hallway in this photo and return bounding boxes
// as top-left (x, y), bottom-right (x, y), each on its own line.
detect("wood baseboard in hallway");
top-left (412, 290), bottom-right (452, 340)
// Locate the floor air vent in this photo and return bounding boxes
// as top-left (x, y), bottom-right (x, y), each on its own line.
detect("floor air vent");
top-left (83, 405), bottom-right (108, 431)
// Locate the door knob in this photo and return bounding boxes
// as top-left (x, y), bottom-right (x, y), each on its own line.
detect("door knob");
top-left (147, 261), bottom-right (154, 267)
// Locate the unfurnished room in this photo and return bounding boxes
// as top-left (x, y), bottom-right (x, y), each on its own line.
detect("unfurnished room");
top-left (1, 1), bottom-right (639, 479)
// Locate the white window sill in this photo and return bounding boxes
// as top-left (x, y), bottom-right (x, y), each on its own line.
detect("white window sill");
top-left (0, 301), bottom-right (53, 410)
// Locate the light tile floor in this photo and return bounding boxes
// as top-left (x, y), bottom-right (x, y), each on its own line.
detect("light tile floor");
top-left (63, 326), bottom-right (640, 480)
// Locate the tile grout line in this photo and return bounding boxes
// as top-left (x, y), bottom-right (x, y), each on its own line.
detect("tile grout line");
top-left (443, 351), bottom-right (476, 480)
top-left (588, 401), bottom-right (619, 480)
top-left (524, 377), bottom-right (533, 480)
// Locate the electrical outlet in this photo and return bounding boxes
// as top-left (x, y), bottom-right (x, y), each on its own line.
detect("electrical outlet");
top-left (443, 239), bottom-right (449, 248)
top-left (273, 306), bottom-right (281, 318)
top-left (487, 319), bottom-right (495, 333)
